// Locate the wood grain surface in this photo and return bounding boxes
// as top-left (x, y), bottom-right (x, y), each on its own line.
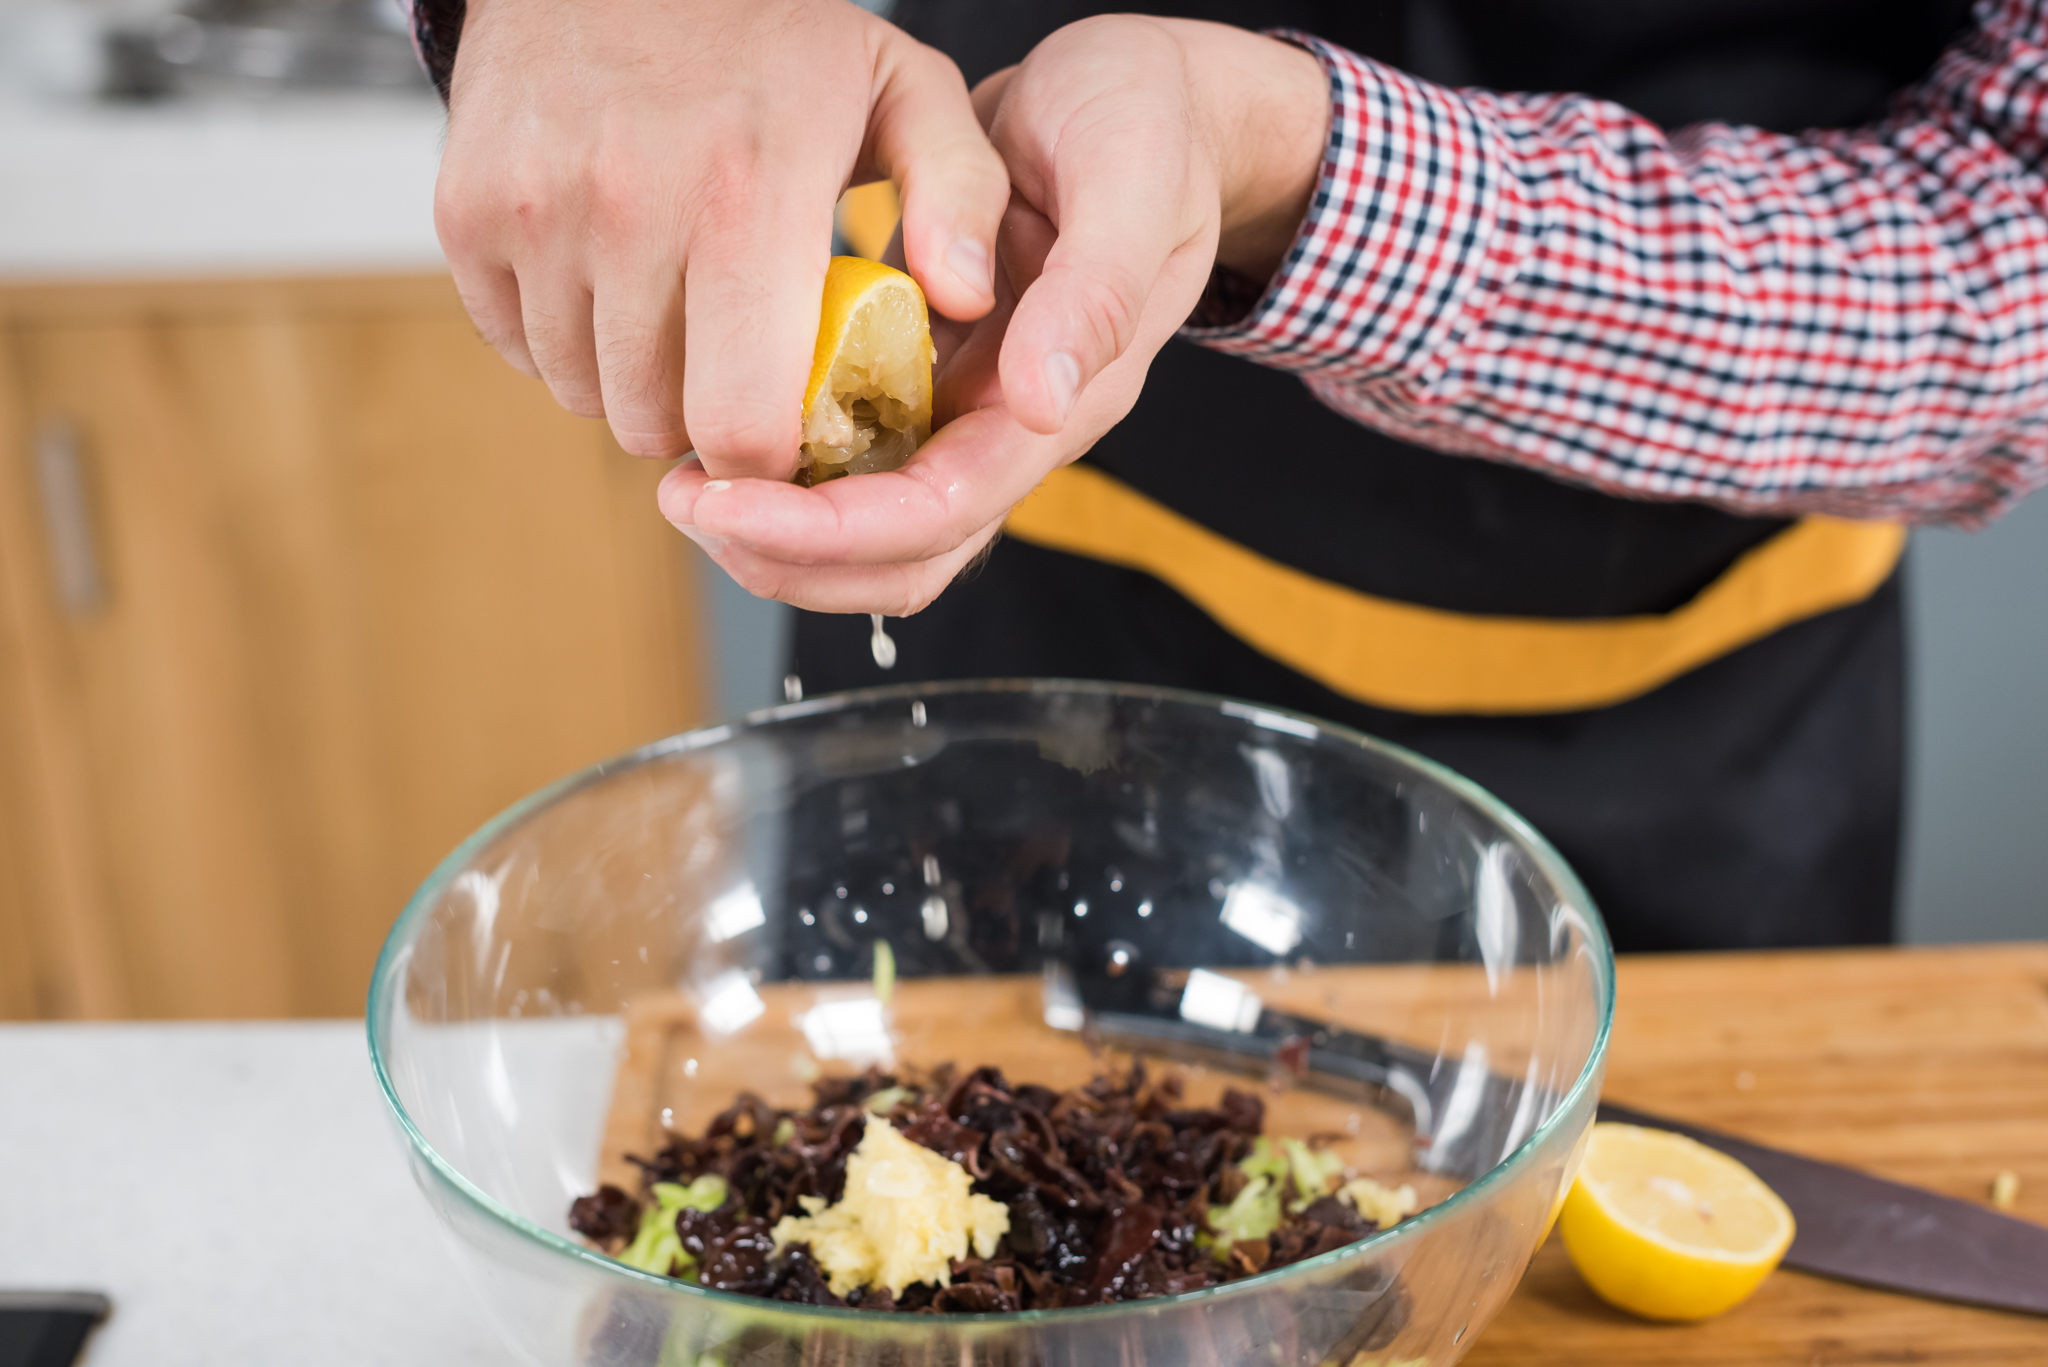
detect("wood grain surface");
top-left (598, 945), bottom-right (2046, 1365)
top-left (1466, 943), bottom-right (2048, 1366)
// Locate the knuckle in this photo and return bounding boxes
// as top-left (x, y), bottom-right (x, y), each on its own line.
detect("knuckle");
top-left (548, 383), bottom-right (607, 419)
top-left (506, 160), bottom-right (569, 233)
top-left (687, 395), bottom-right (795, 461)
top-left (888, 562), bottom-right (945, 617)
top-left (584, 148), bottom-right (659, 237)
top-left (686, 148), bottom-right (763, 235)
top-left (522, 320), bottom-right (605, 414)
top-left (892, 582), bottom-right (938, 617)
top-left (595, 316), bottom-right (674, 401)
top-left (606, 404), bottom-right (690, 457)
top-left (1063, 262), bottom-right (1145, 362)
top-left (452, 285), bottom-right (512, 340)
top-left (1057, 12), bottom-right (1143, 45)
top-left (598, 342), bottom-right (689, 454)
top-left (613, 429), bottom-right (691, 460)
top-left (1035, 13), bottom-right (1171, 72)
top-left (433, 170), bottom-right (498, 254)
top-left (943, 137), bottom-right (1015, 211)
top-left (910, 520), bottom-right (971, 563)
top-left (440, 163), bottom-right (568, 255)
top-left (521, 311), bottom-right (579, 362)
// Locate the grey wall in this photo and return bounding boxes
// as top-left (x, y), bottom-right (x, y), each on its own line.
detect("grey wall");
top-left (1900, 496), bottom-right (2048, 944)
top-left (694, 500), bottom-right (2048, 945)
top-left (700, 554), bottom-right (795, 718)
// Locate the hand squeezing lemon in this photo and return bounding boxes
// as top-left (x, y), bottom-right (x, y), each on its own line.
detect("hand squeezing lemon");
top-left (798, 256), bottom-right (935, 486)
top-left (1559, 1123), bottom-right (1795, 1321)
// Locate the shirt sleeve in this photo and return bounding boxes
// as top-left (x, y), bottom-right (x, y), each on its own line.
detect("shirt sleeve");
top-left (397, 0), bottom-right (463, 100)
top-left (1184, 1), bottom-right (2048, 526)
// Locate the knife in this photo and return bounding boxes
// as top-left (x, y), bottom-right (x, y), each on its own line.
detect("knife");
top-left (1593, 1101), bottom-right (2048, 1316)
top-left (1048, 962), bottom-right (2048, 1317)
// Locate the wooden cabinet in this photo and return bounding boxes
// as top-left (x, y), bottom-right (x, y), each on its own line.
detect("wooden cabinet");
top-left (0, 275), bottom-right (708, 1021)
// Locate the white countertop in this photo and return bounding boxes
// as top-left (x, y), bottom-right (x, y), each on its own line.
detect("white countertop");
top-left (0, 1022), bottom-right (507, 1365)
top-left (0, 93), bottom-right (447, 279)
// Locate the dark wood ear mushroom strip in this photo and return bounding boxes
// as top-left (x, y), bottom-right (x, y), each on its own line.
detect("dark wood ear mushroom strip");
top-left (570, 1061), bottom-right (1393, 1313)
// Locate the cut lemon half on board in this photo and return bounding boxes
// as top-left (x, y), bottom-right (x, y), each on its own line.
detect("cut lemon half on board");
top-left (798, 256), bottom-right (934, 486)
top-left (1559, 1123), bottom-right (1795, 1321)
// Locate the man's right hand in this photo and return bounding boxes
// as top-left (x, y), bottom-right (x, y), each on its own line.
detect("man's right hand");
top-left (433, 0), bottom-right (1009, 478)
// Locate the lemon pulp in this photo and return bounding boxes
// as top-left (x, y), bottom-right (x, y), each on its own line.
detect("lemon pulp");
top-left (799, 257), bottom-right (933, 486)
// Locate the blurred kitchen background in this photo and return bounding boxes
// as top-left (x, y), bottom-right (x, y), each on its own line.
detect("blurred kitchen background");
top-left (0, 0), bottom-right (2040, 1023)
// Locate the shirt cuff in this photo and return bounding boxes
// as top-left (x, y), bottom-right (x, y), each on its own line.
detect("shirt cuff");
top-left (1181, 31), bottom-right (1522, 389)
top-left (400, 0), bottom-right (465, 101)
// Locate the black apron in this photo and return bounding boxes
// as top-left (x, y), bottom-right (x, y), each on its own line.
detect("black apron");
top-left (794, 0), bottom-right (1969, 952)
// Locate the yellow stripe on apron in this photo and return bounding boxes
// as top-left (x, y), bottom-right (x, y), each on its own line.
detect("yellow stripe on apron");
top-left (1004, 463), bottom-right (1905, 715)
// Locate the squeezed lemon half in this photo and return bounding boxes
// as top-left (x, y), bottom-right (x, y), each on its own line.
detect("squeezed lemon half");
top-left (1559, 1122), bottom-right (1795, 1321)
top-left (799, 256), bottom-right (934, 486)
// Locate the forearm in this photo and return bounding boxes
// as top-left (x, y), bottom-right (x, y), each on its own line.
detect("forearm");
top-left (1192, 2), bottom-right (2048, 526)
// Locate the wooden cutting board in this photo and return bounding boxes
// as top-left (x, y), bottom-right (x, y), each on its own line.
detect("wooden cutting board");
top-left (596, 945), bottom-right (2048, 1365)
top-left (596, 973), bottom-right (1454, 1206)
top-left (1466, 943), bottom-right (2048, 1366)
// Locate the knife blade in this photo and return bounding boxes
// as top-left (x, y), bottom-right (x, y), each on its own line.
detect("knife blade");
top-left (1052, 962), bottom-right (2048, 1317)
top-left (1595, 1101), bottom-right (2048, 1317)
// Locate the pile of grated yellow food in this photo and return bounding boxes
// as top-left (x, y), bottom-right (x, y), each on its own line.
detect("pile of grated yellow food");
top-left (770, 1118), bottom-right (1009, 1297)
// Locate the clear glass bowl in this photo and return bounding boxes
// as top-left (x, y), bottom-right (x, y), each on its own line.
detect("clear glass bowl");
top-left (369, 680), bottom-right (1612, 1367)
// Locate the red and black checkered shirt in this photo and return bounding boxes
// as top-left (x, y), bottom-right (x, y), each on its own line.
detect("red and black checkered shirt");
top-left (1186, 2), bottom-right (2048, 526)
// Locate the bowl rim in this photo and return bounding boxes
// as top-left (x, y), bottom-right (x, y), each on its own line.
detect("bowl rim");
top-left (367, 677), bottom-right (1615, 1326)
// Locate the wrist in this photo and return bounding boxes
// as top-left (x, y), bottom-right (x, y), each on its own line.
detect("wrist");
top-left (1167, 22), bottom-right (1329, 283)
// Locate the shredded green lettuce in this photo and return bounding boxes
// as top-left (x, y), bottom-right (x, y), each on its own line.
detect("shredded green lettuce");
top-left (617, 1174), bottom-right (729, 1276)
top-left (1282, 1137), bottom-right (1344, 1213)
top-left (872, 939), bottom-right (895, 1004)
top-left (1205, 1174), bottom-right (1283, 1247)
top-left (1238, 1136), bottom-right (1289, 1185)
top-left (1204, 1135), bottom-right (1346, 1246)
top-left (862, 1086), bottom-right (912, 1115)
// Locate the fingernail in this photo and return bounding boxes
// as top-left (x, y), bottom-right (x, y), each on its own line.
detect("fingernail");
top-left (701, 480), bottom-right (732, 493)
top-left (676, 525), bottom-right (729, 554)
top-left (1045, 351), bottom-right (1081, 424)
top-left (945, 238), bottom-right (992, 298)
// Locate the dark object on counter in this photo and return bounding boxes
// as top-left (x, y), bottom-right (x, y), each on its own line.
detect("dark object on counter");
top-left (0, 1292), bottom-right (110, 1367)
top-left (572, 1062), bottom-right (1391, 1312)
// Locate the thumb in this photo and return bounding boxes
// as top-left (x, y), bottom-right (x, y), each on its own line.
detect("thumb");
top-left (989, 27), bottom-right (1204, 433)
top-left (867, 39), bottom-right (1011, 323)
